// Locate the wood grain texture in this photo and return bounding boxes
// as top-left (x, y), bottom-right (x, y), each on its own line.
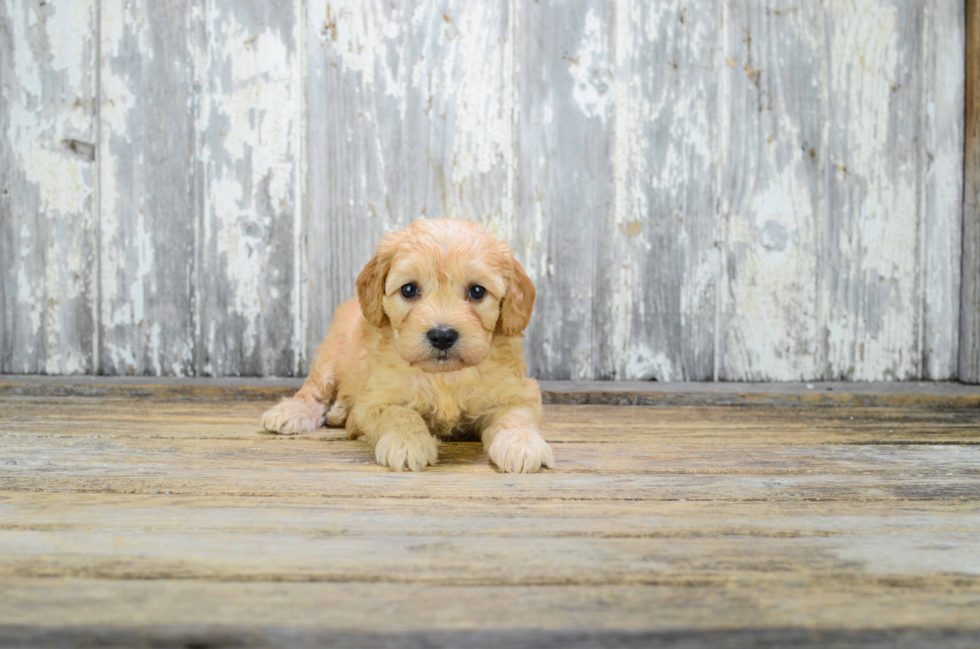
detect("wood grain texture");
top-left (0, 385), bottom-right (979, 645)
top-left (305, 0), bottom-right (518, 372)
top-left (3, 581), bottom-right (980, 648)
top-left (98, 0), bottom-right (197, 376)
top-left (518, 0), bottom-right (609, 379)
top-left (197, 0), bottom-right (304, 377)
top-left (2, 375), bottom-right (978, 407)
top-left (923, 1), bottom-right (964, 380)
top-left (824, 1), bottom-right (929, 381)
top-left (0, 0), bottom-right (97, 374)
top-left (717, 1), bottom-right (824, 381)
top-left (0, 0), bottom-right (970, 381)
top-left (597, 0), bottom-right (717, 381)
top-left (963, 0), bottom-right (980, 384)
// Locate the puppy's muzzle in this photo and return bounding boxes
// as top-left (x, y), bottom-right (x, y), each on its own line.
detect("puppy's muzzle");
top-left (426, 326), bottom-right (459, 351)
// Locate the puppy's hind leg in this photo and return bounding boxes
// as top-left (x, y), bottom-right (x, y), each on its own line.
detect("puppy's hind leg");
top-left (261, 300), bottom-right (362, 435)
top-left (326, 398), bottom-right (349, 427)
top-left (260, 373), bottom-right (334, 436)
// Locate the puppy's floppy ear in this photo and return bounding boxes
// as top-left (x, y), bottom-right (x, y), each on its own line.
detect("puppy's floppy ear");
top-left (356, 240), bottom-right (393, 327)
top-left (499, 256), bottom-right (535, 336)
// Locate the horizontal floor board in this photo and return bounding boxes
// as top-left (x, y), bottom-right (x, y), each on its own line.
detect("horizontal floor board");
top-left (5, 627), bottom-right (980, 649)
top-left (2, 400), bottom-right (979, 445)
top-left (4, 492), bottom-right (978, 534)
top-left (2, 579), bottom-right (979, 636)
top-left (0, 493), bottom-right (978, 587)
top-left (3, 472), bottom-right (977, 501)
top-left (2, 376), bottom-right (978, 407)
top-left (3, 433), bottom-right (980, 476)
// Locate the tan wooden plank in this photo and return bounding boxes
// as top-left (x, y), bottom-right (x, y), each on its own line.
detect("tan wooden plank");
top-left (2, 399), bottom-right (977, 445)
top-left (3, 427), bottom-right (980, 474)
top-left (13, 529), bottom-right (977, 587)
top-left (1, 391), bottom-right (978, 643)
top-left (3, 377), bottom-right (979, 407)
top-left (0, 493), bottom-right (977, 585)
top-left (5, 493), bottom-right (978, 535)
top-left (2, 578), bottom-right (979, 634)
top-left (2, 463), bottom-right (977, 502)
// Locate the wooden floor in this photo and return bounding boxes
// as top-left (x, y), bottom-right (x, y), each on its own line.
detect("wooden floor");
top-left (1, 378), bottom-right (979, 648)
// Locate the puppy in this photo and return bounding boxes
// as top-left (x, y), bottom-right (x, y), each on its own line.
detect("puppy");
top-left (260, 218), bottom-right (554, 473)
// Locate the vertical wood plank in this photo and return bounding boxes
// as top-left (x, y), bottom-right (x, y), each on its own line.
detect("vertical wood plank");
top-left (823, 1), bottom-right (926, 381)
top-left (598, 0), bottom-right (717, 381)
top-left (922, 0), bottom-right (964, 380)
top-left (963, 0), bottom-right (980, 383)
top-left (198, 0), bottom-right (303, 376)
top-left (305, 0), bottom-right (517, 365)
top-left (519, 0), bottom-right (611, 379)
top-left (716, 1), bottom-right (826, 380)
top-left (98, 0), bottom-right (197, 375)
top-left (0, 0), bottom-right (96, 374)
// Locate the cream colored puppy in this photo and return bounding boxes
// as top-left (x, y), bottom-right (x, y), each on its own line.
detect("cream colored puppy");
top-left (260, 218), bottom-right (554, 473)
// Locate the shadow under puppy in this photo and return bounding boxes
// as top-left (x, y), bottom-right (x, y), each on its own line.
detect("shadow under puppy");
top-left (261, 218), bottom-right (554, 473)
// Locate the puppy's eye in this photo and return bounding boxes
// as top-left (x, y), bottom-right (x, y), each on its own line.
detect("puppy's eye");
top-left (400, 283), bottom-right (419, 299)
top-left (467, 285), bottom-right (487, 300)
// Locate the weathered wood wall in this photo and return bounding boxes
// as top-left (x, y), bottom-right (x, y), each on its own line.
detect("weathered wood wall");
top-left (963, 0), bottom-right (980, 383)
top-left (0, 0), bottom-right (969, 381)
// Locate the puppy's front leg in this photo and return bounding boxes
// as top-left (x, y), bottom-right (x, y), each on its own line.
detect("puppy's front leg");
top-left (363, 406), bottom-right (439, 472)
top-left (482, 407), bottom-right (554, 474)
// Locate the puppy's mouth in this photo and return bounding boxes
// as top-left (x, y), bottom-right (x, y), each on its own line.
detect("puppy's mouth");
top-left (409, 349), bottom-right (473, 373)
top-left (418, 350), bottom-right (458, 366)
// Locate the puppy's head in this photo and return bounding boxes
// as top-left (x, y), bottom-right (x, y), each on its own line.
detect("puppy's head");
top-left (356, 219), bottom-right (534, 373)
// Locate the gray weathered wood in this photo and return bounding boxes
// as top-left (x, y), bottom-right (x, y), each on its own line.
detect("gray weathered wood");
top-left (963, 0), bottom-right (980, 384)
top-left (923, 1), bottom-right (965, 380)
top-left (197, 0), bottom-right (303, 377)
top-left (305, 0), bottom-right (518, 372)
top-left (97, 0), bottom-right (197, 376)
top-left (519, 0), bottom-right (610, 379)
top-left (0, 0), bottom-right (971, 381)
top-left (717, 1), bottom-right (824, 381)
top-left (824, 1), bottom-right (929, 380)
top-left (0, 0), bottom-right (97, 374)
top-left (595, 0), bottom-right (717, 381)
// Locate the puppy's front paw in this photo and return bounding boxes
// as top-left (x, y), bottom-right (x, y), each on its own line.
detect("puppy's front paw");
top-left (487, 428), bottom-right (555, 474)
top-left (260, 398), bottom-right (326, 435)
top-left (375, 430), bottom-right (438, 472)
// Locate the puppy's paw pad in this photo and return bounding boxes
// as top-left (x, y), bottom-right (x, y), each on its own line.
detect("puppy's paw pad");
top-left (375, 431), bottom-right (438, 472)
top-left (487, 428), bottom-right (554, 474)
top-left (260, 399), bottom-right (326, 435)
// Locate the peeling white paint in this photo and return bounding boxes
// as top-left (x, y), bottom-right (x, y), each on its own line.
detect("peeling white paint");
top-left (7, 2), bottom-right (92, 217)
top-left (2, 0), bottom-right (967, 381)
top-left (3, 0), bottom-right (95, 374)
top-left (825, 0), bottom-right (919, 380)
top-left (202, 2), bottom-right (300, 373)
top-left (570, 8), bottom-right (612, 121)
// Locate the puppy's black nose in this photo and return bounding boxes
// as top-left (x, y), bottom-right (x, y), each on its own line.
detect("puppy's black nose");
top-left (426, 326), bottom-right (459, 351)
